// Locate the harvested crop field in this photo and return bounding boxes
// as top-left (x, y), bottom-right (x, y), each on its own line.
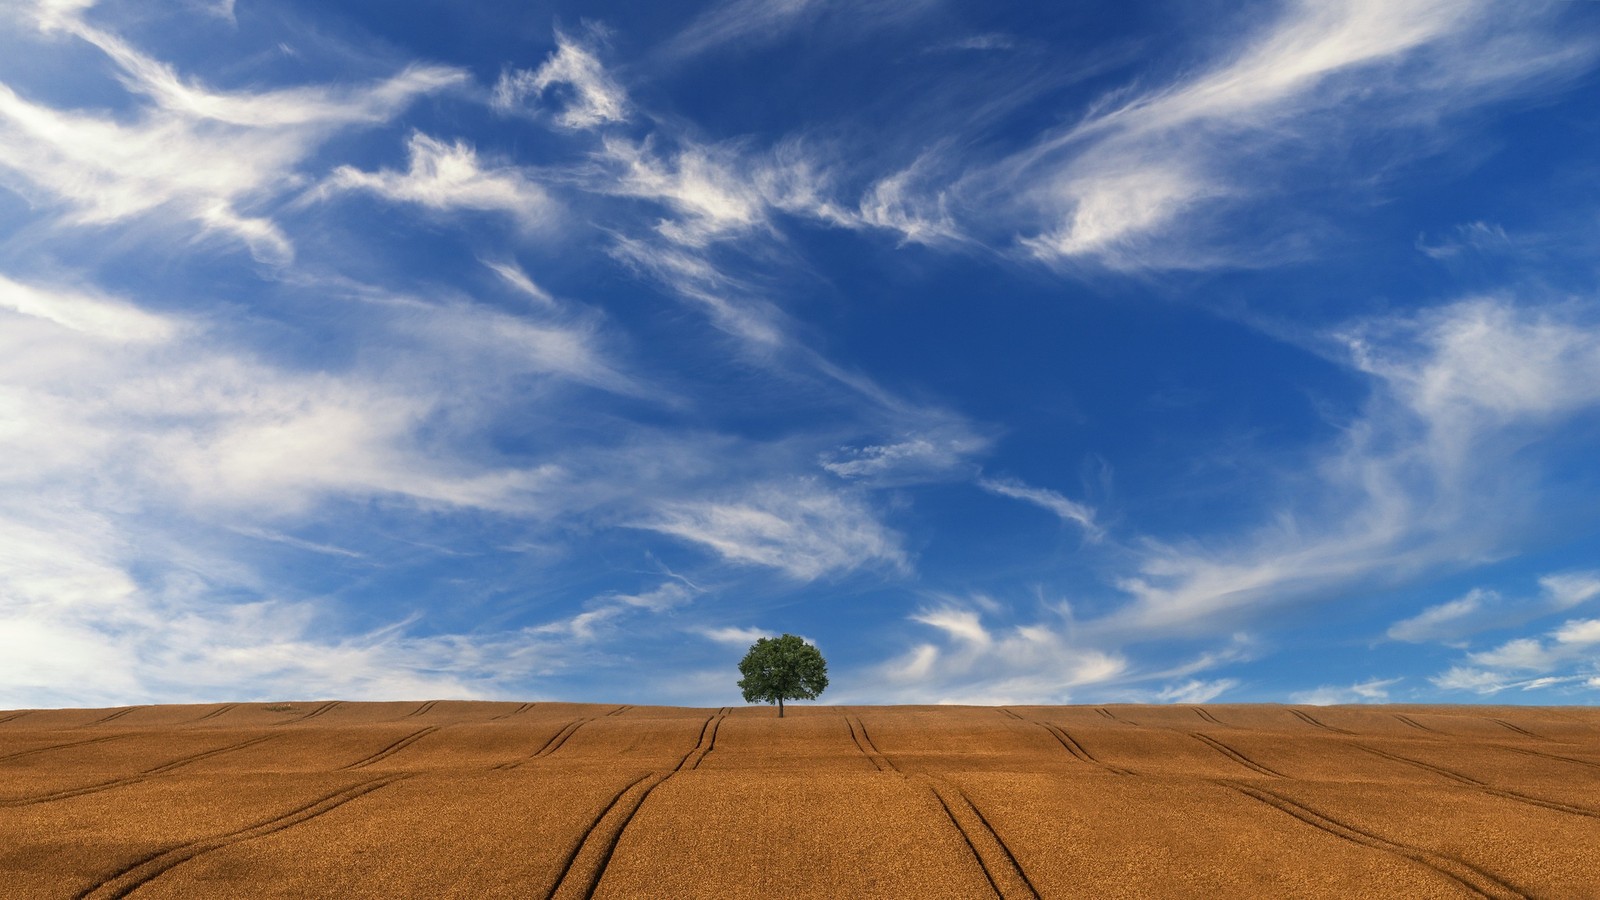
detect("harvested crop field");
top-left (2, 703), bottom-right (1598, 898)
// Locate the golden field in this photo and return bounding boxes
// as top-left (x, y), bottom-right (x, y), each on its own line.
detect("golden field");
top-left (2, 702), bottom-right (1598, 898)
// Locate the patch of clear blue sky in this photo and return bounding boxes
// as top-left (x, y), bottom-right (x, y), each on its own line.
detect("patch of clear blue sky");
top-left (1, 0), bottom-right (1599, 708)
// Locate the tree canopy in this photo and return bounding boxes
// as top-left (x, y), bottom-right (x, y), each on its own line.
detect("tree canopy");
top-left (737, 634), bottom-right (827, 717)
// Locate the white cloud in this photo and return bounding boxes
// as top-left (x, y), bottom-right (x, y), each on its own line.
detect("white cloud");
top-left (1431, 666), bottom-right (1590, 696)
top-left (639, 480), bottom-right (907, 580)
top-left (852, 162), bottom-right (963, 246)
top-left (1386, 589), bottom-right (1491, 643)
top-left (1100, 299), bottom-right (1600, 638)
top-left (599, 137), bottom-right (770, 246)
top-left (1290, 676), bottom-right (1400, 705)
top-left (1001, 0), bottom-right (1587, 269)
top-left (318, 132), bottom-right (557, 231)
top-left (493, 32), bottom-right (628, 129)
top-left (225, 526), bottom-right (364, 559)
top-left (977, 476), bottom-right (1099, 537)
top-left (484, 259), bottom-right (558, 308)
top-left (1416, 221), bottom-right (1513, 260)
top-left (1540, 571), bottom-right (1600, 610)
top-left (1472, 634), bottom-right (1561, 669)
top-left (872, 604), bottom-right (1128, 704)
top-left (607, 235), bottom-right (786, 348)
top-left (659, 0), bottom-right (826, 61)
top-left (699, 625), bottom-right (770, 646)
top-left (0, 273), bottom-right (632, 520)
top-left (1553, 618), bottom-right (1600, 646)
top-left (821, 431), bottom-right (987, 485)
top-left (0, 11), bottom-right (465, 261)
top-left (1431, 666), bottom-right (1508, 694)
top-left (658, 0), bottom-right (936, 62)
top-left (1156, 678), bottom-right (1239, 704)
top-left (1347, 299), bottom-right (1600, 432)
top-left (0, 503), bottom-right (590, 708)
top-left (0, 272), bottom-right (177, 343)
top-left (1385, 570), bottom-right (1600, 646)
top-left (1427, 575), bottom-right (1600, 694)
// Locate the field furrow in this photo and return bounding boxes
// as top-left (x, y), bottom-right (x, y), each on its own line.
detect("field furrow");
top-left (1232, 783), bottom-right (1529, 899)
top-left (75, 776), bottom-right (406, 900)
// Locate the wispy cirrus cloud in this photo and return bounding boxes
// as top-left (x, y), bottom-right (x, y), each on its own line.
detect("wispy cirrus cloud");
top-left (493, 30), bottom-right (629, 130)
top-left (1431, 611), bottom-right (1600, 697)
top-left (315, 132), bottom-right (557, 231)
top-left (697, 625), bottom-right (771, 646)
top-left (1290, 677), bottom-right (1401, 706)
top-left (1386, 589), bottom-right (1494, 644)
top-left (977, 475), bottom-right (1099, 537)
top-left (866, 603), bottom-right (1128, 705)
top-left (657, 0), bottom-right (938, 63)
top-left (821, 430), bottom-right (988, 486)
top-left (1155, 678), bottom-right (1240, 704)
top-left (639, 479), bottom-right (908, 581)
top-left (0, 5), bottom-right (465, 262)
top-left (1007, 0), bottom-right (1589, 269)
top-left (1386, 571), bottom-right (1600, 644)
top-left (1098, 297), bottom-right (1600, 638)
top-left (657, 0), bottom-right (827, 62)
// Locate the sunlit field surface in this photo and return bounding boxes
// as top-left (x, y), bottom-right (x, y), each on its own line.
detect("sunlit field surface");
top-left (3, 702), bottom-right (1598, 898)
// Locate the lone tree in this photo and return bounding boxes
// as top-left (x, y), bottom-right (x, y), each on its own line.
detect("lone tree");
top-left (737, 634), bottom-right (827, 717)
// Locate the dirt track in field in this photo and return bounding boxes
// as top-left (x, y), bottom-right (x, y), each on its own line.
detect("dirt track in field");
top-left (2, 702), bottom-right (1598, 898)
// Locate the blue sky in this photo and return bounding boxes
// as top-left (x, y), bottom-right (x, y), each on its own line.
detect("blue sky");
top-left (3, 0), bottom-right (1600, 709)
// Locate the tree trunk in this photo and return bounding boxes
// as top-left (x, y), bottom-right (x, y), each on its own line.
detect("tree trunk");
top-left (778, 696), bottom-right (784, 718)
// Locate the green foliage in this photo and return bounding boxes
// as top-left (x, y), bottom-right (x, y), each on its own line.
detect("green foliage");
top-left (737, 634), bottom-right (828, 717)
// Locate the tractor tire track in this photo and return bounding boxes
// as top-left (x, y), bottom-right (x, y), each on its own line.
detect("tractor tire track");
top-left (1096, 707), bottom-right (1138, 726)
top-left (75, 775), bottom-right (405, 900)
top-left (997, 708), bottom-right (1024, 721)
top-left (1192, 707), bottom-right (1226, 726)
top-left (604, 705), bottom-right (632, 717)
top-left (275, 701), bottom-right (341, 726)
top-left (923, 776), bottom-right (1041, 900)
top-left (0, 711), bottom-right (31, 726)
top-left (0, 734), bottom-right (125, 763)
top-left (1289, 709), bottom-right (1354, 735)
top-left (1354, 745), bottom-right (1600, 822)
top-left (1035, 721), bottom-right (1132, 775)
top-left (1491, 714), bottom-right (1542, 736)
top-left (1394, 714), bottom-right (1439, 734)
top-left (490, 702), bottom-right (535, 721)
top-left (340, 727), bottom-right (440, 771)
top-left (847, 716), bottom-right (897, 773)
top-left (402, 700), bottom-right (438, 719)
top-left (675, 713), bottom-right (725, 772)
top-left (141, 735), bottom-right (278, 775)
top-left (191, 704), bottom-right (236, 723)
top-left (2, 735), bottom-right (279, 808)
top-left (494, 719), bottom-right (588, 770)
top-left (1232, 783), bottom-right (1528, 899)
top-left (83, 707), bottom-right (141, 727)
top-left (547, 772), bottom-right (670, 900)
top-left (1496, 744), bottom-right (1600, 772)
top-left (1191, 732), bottom-right (1285, 778)
top-left (1356, 745), bottom-right (1486, 787)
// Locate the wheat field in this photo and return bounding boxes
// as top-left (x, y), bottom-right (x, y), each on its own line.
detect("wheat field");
top-left (2, 702), bottom-right (1598, 898)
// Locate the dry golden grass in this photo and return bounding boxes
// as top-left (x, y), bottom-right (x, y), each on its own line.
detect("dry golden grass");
top-left (2, 701), bottom-right (1598, 897)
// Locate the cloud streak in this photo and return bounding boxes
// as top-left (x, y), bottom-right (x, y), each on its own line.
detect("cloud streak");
top-left (0, 8), bottom-right (464, 261)
top-left (493, 31), bottom-right (629, 130)
top-left (317, 132), bottom-right (557, 230)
